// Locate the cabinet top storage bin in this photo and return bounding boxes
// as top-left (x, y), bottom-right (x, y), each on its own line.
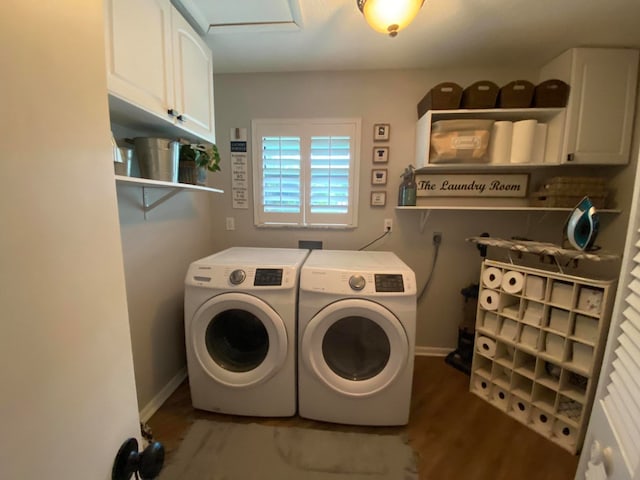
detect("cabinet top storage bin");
top-left (417, 82), bottom-right (463, 117)
top-left (497, 80), bottom-right (535, 108)
top-left (533, 79), bottom-right (570, 108)
top-left (461, 81), bottom-right (499, 109)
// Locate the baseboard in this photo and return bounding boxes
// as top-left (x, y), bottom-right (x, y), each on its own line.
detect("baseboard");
top-left (139, 367), bottom-right (188, 423)
top-left (415, 346), bottom-right (455, 357)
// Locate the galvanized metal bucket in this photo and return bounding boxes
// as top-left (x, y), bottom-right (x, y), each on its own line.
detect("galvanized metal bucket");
top-left (134, 137), bottom-right (179, 182)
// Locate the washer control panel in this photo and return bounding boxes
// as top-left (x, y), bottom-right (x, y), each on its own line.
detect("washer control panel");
top-left (374, 274), bottom-right (404, 292)
top-left (254, 268), bottom-right (283, 286)
top-left (229, 269), bottom-right (246, 285)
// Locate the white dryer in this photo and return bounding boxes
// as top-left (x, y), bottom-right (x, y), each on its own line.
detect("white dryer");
top-left (298, 250), bottom-right (417, 426)
top-left (184, 247), bottom-right (308, 416)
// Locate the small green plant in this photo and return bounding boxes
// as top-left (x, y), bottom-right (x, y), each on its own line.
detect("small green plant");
top-left (180, 143), bottom-right (221, 172)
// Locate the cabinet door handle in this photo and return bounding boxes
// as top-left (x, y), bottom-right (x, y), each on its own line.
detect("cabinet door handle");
top-left (177, 115), bottom-right (186, 123)
top-left (567, 153), bottom-right (575, 162)
top-left (167, 108), bottom-right (178, 118)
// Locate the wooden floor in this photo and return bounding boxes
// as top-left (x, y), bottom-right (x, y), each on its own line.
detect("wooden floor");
top-left (148, 356), bottom-right (578, 479)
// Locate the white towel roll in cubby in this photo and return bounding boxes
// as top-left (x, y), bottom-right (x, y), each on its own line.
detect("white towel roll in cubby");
top-left (482, 267), bottom-right (503, 289)
top-left (492, 387), bottom-right (509, 410)
top-left (530, 123), bottom-right (548, 164)
top-left (532, 408), bottom-right (553, 435)
top-left (483, 312), bottom-right (499, 332)
top-left (502, 270), bottom-right (525, 294)
top-left (476, 336), bottom-right (497, 357)
top-left (510, 398), bottom-right (530, 422)
top-left (553, 421), bottom-right (577, 447)
top-left (473, 375), bottom-right (490, 397)
top-left (480, 289), bottom-right (500, 311)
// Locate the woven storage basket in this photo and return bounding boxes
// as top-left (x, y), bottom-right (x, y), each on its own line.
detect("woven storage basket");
top-left (417, 82), bottom-right (463, 117)
top-left (530, 193), bottom-right (607, 209)
top-left (533, 79), bottom-right (570, 108)
top-left (178, 160), bottom-right (198, 185)
top-left (461, 81), bottom-right (499, 109)
top-left (497, 80), bottom-right (534, 108)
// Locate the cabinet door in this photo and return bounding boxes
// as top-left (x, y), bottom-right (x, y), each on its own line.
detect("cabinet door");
top-left (105, 0), bottom-right (174, 120)
top-left (171, 7), bottom-right (215, 142)
top-left (541, 48), bottom-right (639, 165)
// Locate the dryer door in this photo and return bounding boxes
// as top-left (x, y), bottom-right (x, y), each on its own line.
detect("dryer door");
top-left (191, 292), bottom-right (288, 388)
top-left (301, 298), bottom-right (409, 397)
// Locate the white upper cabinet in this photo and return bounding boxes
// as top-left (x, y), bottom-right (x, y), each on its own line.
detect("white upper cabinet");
top-left (171, 7), bottom-right (215, 142)
top-left (540, 48), bottom-right (639, 165)
top-left (105, 0), bottom-right (174, 121)
top-left (104, 0), bottom-right (215, 142)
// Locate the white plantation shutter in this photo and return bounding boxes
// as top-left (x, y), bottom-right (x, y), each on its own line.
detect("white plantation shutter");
top-left (262, 136), bottom-right (301, 214)
top-left (600, 233), bottom-right (640, 475)
top-left (252, 118), bottom-right (360, 227)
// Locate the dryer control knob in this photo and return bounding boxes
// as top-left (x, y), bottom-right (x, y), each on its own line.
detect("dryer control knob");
top-left (349, 275), bottom-right (366, 291)
top-left (229, 269), bottom-right (246, 285)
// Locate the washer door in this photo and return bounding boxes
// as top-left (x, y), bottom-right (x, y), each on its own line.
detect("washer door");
top-left (301, 298), bottom-right (408, 397)
top-left (192, 292), bottom-right (288, 388)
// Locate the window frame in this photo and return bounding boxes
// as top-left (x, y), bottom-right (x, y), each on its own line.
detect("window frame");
top-left (251, 118), bottom-right (361, 229)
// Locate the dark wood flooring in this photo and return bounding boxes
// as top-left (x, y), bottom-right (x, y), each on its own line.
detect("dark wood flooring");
top-left (148, 356), bottom-right (578, 479)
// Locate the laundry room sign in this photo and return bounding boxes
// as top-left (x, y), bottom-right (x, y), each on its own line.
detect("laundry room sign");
top-left (415, 173), bottom-right (528, 198)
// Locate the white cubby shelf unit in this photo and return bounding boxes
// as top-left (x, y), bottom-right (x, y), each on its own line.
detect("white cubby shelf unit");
top-left (470, 259), bottom-right (615, 454)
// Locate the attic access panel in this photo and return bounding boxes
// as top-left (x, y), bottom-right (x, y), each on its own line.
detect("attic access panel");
top-left (175, 0), bottom-right (301, 33)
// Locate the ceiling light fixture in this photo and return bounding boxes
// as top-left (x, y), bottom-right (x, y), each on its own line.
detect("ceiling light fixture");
top-left (357, 0), bottom-right (424, 38)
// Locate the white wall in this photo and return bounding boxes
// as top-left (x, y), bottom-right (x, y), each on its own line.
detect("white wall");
top-left (211, 68), bottom-right (635, 350)
top-left (1, 1), bottom-right (140, 478)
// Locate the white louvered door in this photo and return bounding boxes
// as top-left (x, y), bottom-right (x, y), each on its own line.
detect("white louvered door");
top-left (577, 149), bottom-right (640, 480)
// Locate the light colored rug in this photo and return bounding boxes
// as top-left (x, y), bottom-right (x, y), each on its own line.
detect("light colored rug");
top-left (160, 420), bottom-right (418, 480)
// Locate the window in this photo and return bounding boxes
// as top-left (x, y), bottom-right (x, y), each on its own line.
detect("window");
top-left (252, 118), bottom-right (361, 228)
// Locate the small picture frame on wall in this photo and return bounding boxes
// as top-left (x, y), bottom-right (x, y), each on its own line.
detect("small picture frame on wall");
top-left (373, 123), bottom-right (390, 141)
top-left (371, 168), bottom-right (388, 185)
top-left (373, 146), bottom-right (389, 163)
top-left (370, 191), bottom-right (387, 206)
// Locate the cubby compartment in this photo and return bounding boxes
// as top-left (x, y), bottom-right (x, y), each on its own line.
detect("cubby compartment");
top-left (490, 384), bottom-right (510, 412)
top-left (511, 373), bottom-right (533, 399)
top-left (471, 259), bottom-right (614, 454)
top-left (560, 370), bottom-right (588, 403)
top-left (479, 311), bottom-right (500, 334)
top-left (576, 286), bottom-right (604, 315)
top-left (557, 395), bottom-right (583, 424)
top-left (571, 314), bottom-right (599, 345)
top-left (498, 318), bottom-right (519, 342)
top-left (491, 362), bottom-right (512, 389)
top-left (535, 360), bottom-right (561, 390)
top-left (493, 342), bottom-right (515, 367)
top-left (513, 349), bottom-right (537, 379)
top-left (509, 396), bottom-right (531, 424)
top-left (532, 383), bottom-right (557, 413)
top-left (524, 275), bottom-right (546, 300)
top-left (521, 300), bottom-right (544, 326)
top-left (473, 354), bottom-right (493, 378)
top-left (549, 280), bottom-right (575, 308)
top-left (541, 331), bottom-right (565, 361)
top-left (519, 325), bottom-right (540, 351)
top-left (498, 293), bottom-right (521, 319)
top-left (546, 308), bottom-right (570, 335)
top-left (567, 340), bottom-right (594, 374)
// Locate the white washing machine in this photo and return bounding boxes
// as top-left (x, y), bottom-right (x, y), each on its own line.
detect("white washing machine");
top-left (184, 247), bottom-right (308, 416)
top-left (298, 250), bottom-right (417, 426)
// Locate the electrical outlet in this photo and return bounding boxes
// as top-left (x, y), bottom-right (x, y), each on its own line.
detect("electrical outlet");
top-left (433, 232), bottom-right (442, 245)
top-left (384, 218), bottom-right (393, 233)
top-left (226, 217), bottom-right (235, 231)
